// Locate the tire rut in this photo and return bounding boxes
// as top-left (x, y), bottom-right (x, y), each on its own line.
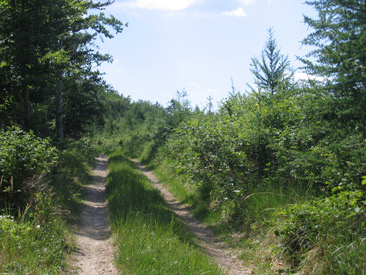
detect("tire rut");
top-left (131, 159), bottom-right (253, 275)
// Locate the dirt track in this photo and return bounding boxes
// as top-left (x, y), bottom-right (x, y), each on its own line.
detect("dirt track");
top-left (71, 155), bottom-right (117, 275)
top-left (71, 156), bottom-right (252, 274)
top-left (131, 159), bottom-right (253, 275)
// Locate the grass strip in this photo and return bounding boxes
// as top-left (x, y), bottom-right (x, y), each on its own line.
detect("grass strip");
top-left (106, 151), bottom-right (223, 275)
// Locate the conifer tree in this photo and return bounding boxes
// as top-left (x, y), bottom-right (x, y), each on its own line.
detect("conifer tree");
top-left (250, 28), bottom-right (293, 96)
top-left (0, 0), bottom-right (125, 138)
top-left (302, 0), bottom-right (366, 134)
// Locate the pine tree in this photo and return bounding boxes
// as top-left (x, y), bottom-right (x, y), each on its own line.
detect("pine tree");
top-left (302, 0), bottom-right (366, 134)
top-left (250, 28), bottom-right (293, 96)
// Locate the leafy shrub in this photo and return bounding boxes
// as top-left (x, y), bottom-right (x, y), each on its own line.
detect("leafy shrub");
top-left (0, 126), bottom-right (58, 208)
top-left (162, 92), bottom-right (305, 214)
top-left (276, 190), bottom-right (366, 273)
top-left (56, 137), bottom-right (97, 166)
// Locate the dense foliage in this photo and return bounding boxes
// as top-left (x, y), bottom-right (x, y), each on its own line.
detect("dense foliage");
top-left (0, 127), bottom-right (57, 209)
top-left (0, 0), bottom-right (125, 138)
top-left (1, 0), bottom-right (366, 273)
top-left (0, 137), bottom-right (97, 273)
top-left (302, 0), bottom-right (366, 134)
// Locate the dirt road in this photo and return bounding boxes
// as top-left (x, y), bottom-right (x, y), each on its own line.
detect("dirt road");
top-left (72, 155), bottom-right (117, 275)
top-left (71, 155), bottom-right (252, 274)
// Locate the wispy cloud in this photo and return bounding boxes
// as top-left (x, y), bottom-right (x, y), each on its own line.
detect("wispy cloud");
top-left (114, 0), bottom-right (197, 11)
top-left (223, 7), bottom-right (246, 17)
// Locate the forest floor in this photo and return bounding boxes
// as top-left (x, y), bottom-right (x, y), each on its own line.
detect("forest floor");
top-left (70, 155), bottom-right (117, 275)
top-left (131, 159), bottom-right (253, 275)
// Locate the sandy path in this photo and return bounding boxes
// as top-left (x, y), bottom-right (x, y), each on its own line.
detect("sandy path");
top-left (131, 159), bottom-right (253, 275)
top-left (71, 155), bottom-right (117, 275)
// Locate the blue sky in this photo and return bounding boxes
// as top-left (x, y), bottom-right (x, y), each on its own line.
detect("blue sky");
top-left (98, 0), bottom-right (317, 108)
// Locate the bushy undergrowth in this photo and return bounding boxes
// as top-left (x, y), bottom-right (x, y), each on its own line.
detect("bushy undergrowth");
top-left (50, 137), bottom-right (97, 221)
top-left (275, 191), bottom-right (366, 274)
top-left (0, 127), bottom-right (97, 273)
top-left (94, 20), bottom-right (366, 272)
top-left (0, 126), bottom-right (58, 209)
top-left (100, 89), bottom-right (366, 274)
top-left (106, 151), bottom-right (223, 274)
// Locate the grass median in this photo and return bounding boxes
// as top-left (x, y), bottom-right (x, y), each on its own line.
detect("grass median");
top-left (106, 150), bottom-right (223, 274)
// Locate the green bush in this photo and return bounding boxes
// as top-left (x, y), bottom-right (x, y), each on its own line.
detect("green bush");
top-left (276, 190), bottom-right (366, 273)
top-left (0, 126), bottom-right (58, 209)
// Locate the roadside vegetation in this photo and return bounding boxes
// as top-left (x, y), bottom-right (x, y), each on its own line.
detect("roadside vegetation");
top-left (0, 127), bottom-right (97, 273)
top-left (0, 0), bottom-right (123, 273)
top-left (1, 0), bottom-right (366, 274)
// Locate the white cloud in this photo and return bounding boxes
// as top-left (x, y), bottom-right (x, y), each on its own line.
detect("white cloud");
top-left (117, 0), bottom-right (197, 11)
top-left (223, 7), bottom-right (246, 17)
top-left (238, 0), bottom-right (256, 5)
top-left (267, 0), bottom-right (272, 4)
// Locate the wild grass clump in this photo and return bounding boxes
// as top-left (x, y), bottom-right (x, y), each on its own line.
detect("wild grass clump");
top-left (106, 151), bottom-right (223, 274)
top-left (0, 194), bottom-right (69, 274)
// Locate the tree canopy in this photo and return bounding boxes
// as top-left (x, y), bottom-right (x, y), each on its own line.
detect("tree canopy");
top-left (302, 0), bottom-right (366, 134)
top-left (0, 0), bottom-right (126, 138)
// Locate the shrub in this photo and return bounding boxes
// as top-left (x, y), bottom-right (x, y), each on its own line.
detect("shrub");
top-left (276, 190), bottom-right (366, 273)
top-left (0, 126), bottom-right (58, 209)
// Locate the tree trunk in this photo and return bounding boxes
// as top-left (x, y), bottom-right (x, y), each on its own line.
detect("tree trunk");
top-left (56, 78), bottom-right (63, 140)
top-left (24, 85), bottom-right (31, 129)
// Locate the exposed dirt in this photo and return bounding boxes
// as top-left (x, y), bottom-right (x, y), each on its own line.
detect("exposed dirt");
top-left (71, 155), bottom-right (117, 275)
top-left (131, 159), bottom-right (253, 275)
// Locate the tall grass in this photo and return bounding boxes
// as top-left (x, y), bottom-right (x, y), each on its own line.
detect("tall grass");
top-left (106, 151), bottom-right (223, 274)
top-left (0, 211), bottom-right (68, 274)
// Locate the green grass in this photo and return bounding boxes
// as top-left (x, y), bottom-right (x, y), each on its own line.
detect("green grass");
top-left (106, 151), bottom-right (224, 274)
top-left (101, 140), bottom-right (366, 274)
top-left (0, 191), bottom-right (70, 274)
